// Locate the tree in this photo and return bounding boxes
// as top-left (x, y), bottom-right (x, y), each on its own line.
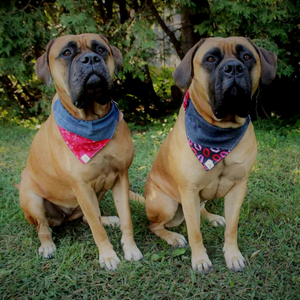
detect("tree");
top-left (1, 0), bottom-right (299, 122)
top-left (0, 0), bottom-right (161, 121)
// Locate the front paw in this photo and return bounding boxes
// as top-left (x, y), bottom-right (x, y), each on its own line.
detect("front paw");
top-left (39, 242), bottom-right (56, 259)
top-left (123, 244), bottom-right (143, 261)
top-left (99, 251), bottom-right (121, 271)
top-left (192, 252), bottom-right (213, 273)
top-left (224, 248), bottom-right (247, 271)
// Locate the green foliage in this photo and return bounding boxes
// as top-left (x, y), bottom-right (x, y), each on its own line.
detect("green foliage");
top-left (1, 0), bottom-right (300, 121)
top-left (194, 0), bottom-right (300, 78)
top-left (113, 18), bottom-right (157, 80)
top-left (0, 0), bottom-right (158, 122)
top-left (150, 66), bottom-right (175, 100)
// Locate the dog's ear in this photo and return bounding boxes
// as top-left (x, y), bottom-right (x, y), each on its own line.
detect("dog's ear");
top-left (99, 34), bottom-right (123, 75)
top-left (110, 45), bottom-right (123, 75)
top-left (35, 39), bottom-right (55, 87)
top-left (247, 39), bottom-right (277, 85)
top-left (173, 39), bottom-right (206, 90)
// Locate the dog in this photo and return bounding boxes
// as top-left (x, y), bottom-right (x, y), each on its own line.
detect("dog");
top-left (144, 37), bottom-right (277, 272)
top-left (16, 33), bottom-right (142, 271)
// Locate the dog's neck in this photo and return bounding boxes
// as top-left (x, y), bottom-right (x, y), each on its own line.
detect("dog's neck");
top-left (56, 89), bottom-right (111, 121)
top-left (76, 102), bottom-right (111, 121)
top-left (189, 85), bottom-right (246, 129)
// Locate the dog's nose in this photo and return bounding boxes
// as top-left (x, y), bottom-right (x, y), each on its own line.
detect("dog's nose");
top-left (223, 60), bottom-right (244, 76)
top-left (80, 53), bottom-right (101, 65)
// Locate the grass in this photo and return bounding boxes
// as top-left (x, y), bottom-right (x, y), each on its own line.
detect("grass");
top-left (0, 115), bottom-right (299, 299)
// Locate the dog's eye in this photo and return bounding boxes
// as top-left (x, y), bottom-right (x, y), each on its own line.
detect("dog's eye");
top-left (98, 47), bottom-right (105, 54)
top-left (243, 54), bottom-right (251, 61)
top-left (63, 50), bottom-right (72, 57)
top-left (206, 56), bottom-right (215, 63)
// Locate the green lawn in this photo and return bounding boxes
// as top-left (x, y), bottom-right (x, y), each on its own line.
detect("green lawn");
top-left (0, 116), bottom-right (299, 299)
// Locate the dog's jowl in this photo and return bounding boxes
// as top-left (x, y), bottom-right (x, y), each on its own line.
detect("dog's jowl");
top-left (144, 37), bottom-right (277, 272)
top-left (16, 34), bottom-right (142, 271)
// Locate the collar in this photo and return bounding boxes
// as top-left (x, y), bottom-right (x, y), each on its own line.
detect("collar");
top-left (184, 91), bottom-right (250, 170)
top-left (53, 98), bottom-right (119, 141)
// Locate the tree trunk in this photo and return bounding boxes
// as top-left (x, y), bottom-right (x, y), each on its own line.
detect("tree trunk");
top-left (118, 0), bottom-right (129, 24)
top-left (147, 0), bottom-right (184, 59)
top-left (105, 0), bottom-right (113, 20)
top-left (181, 1), bottom-right (210, 54)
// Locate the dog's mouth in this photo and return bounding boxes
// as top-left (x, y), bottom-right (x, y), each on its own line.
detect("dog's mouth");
top-left (85, 73), bottom-right (101, 87)
top-left (70, 68), bottom-right (112, 109)
top-left (212, 71), bottom-right (252, 119)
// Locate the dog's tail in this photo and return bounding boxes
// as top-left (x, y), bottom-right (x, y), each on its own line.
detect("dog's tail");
top-left (129, 191), bottom-right (145, 203)
top-left (13, 183), bottom-right (20, 190)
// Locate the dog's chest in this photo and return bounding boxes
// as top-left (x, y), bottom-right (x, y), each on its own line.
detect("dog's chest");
top-left (79, 154), bottom-right (128, 192)
top-left (199, 161), bottom-right (247, 200)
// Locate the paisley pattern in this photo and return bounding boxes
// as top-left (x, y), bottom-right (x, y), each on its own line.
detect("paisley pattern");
top-left (187, 137), bottom-right (231, 171)
top-left (58, 126), bottom-right (110, 164)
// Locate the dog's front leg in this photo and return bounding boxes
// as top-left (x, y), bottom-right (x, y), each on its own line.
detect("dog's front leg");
top-left (73, 182), bottom-right (120, 271)
top-left (223, 179), bottom-right (248, 271)
top-left (180, 188), bottom-right (212, 273)
top-left (112, 172), bottom-right (143, 261)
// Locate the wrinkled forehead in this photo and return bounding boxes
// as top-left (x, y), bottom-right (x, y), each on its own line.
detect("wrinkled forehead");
top-left (195, 37), bottom-right (259, 61)
top-left (49, 34), bottom-right (111, 56)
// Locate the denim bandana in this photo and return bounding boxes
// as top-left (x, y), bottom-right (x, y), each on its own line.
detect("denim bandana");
top-left (53, 99), bottom-right (119, 164)
top-left (184, 91), bottom-right (251, 171)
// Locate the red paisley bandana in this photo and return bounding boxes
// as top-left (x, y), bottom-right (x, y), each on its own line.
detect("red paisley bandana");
top-left (58, 126), bottom-right (110, 164)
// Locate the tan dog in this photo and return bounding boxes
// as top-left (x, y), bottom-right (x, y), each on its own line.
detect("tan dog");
top-left (144, 37), bottom-right (277, 272)
top-left (16, 34), bottom-right (142, 270)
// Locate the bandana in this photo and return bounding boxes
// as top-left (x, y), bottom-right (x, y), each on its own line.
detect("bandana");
top-left (53, 99), bottom-right (119, 164)
top-left (184, 91), bottom-right (250, 171)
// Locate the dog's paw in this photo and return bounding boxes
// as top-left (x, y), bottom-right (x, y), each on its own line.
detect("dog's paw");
top-left (165, 232), bottom-right (187, 247)
top-left (224, 249), bottom-right (247, 272)
top-left (206, 213), bottom-right (226, 227)
top-left (192, 253), bottom-right (213, 273)
top-left (39, 242), bottom-right (56, 259)
top-left (123, 244), bottom-right (143, 261)
top-left (99, 251), bottom-right (121, 271)
top-left (101, 216), bottom-right (120, 227)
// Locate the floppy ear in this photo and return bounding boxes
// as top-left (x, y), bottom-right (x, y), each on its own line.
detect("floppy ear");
top-left (247, 39), bottom-right (277, 85)
top-left (110, 45), bottom-right (123, 75)
top-left (35, 39), bottom-right (55, 87)
top-left (173, 39), bottom-right (206, 90)
top-left (98, 34), bottom-right (123, 75)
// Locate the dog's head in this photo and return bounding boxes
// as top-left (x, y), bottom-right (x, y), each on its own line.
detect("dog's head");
top-left (35, 34), bottom-right (122, 109)
top-left (173, 37), bottom-right (277, 120)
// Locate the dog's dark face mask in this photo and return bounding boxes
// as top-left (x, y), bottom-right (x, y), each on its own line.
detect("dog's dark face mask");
top-left (65, 40), bottom-right (112, 108)
top-left (35, 34), bottom-right (123, 109)
top-left (205, 45), bottom-right (255, 119)
top-left (173, 37), bottom-right (277, 121)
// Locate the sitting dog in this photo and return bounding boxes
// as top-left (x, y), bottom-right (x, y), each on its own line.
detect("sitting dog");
top-left (144, 37), bottom-right (277, 272)
top-left (16, 34), bottom-right (142, 271)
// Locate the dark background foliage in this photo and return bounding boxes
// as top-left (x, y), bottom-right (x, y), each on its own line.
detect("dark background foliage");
top-left (0, 0), bottom-right (300, 123)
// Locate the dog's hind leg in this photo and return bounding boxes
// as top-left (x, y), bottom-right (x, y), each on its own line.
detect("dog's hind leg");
top-left (145, 180), bottom-right (187, 247)
top-left (19, 186), bottom-right (56, 259)
top-left (165, 204), bottom-right (226, 228)
top-left (165, 204), bottom-right (185, 228)
top-left (201, 207), bottom-right (226, 227)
